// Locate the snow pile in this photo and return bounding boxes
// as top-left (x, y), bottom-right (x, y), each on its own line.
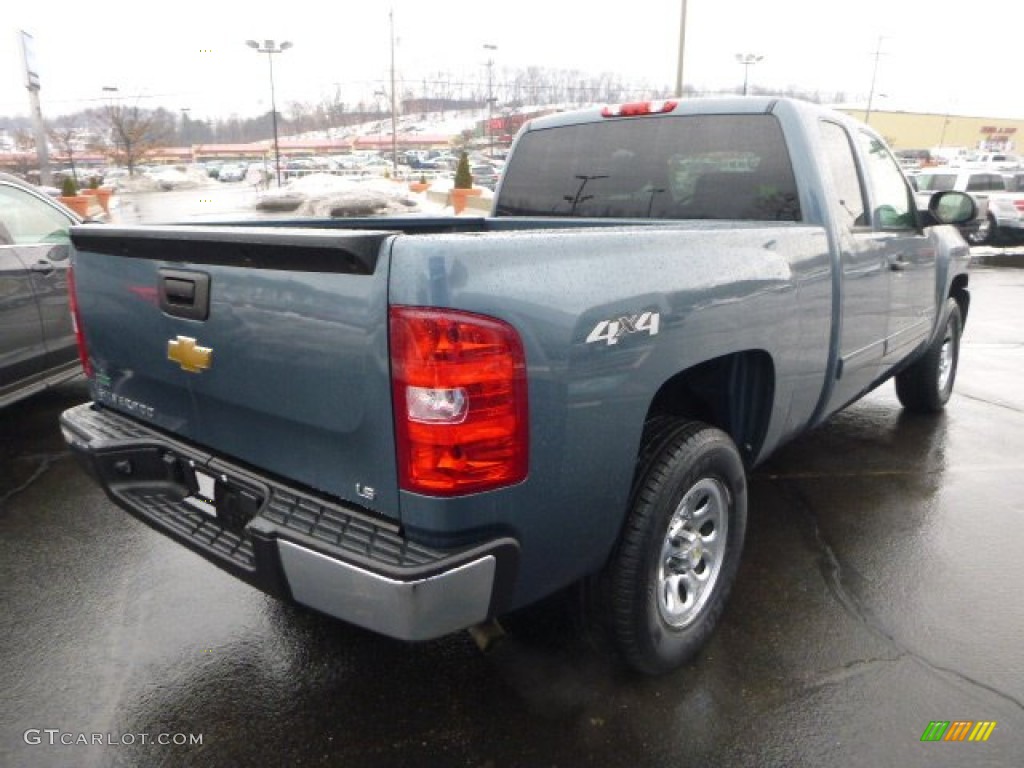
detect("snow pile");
top-left (255, 174), bottom-right (424, 217)
top-left (116, 166), bottom-right (217, 193)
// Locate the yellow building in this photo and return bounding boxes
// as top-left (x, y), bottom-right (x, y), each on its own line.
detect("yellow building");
top-left (838, 109), bottom-right (1023, 156)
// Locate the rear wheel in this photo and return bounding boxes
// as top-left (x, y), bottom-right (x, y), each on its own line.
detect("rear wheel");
top-left (895, 298), bottom-right (962, 413)
top-left (605, 420), bottom-right (747, 675)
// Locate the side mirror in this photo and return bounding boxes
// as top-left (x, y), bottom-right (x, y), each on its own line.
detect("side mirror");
top-left (928, 190), bottom-right (976, 225)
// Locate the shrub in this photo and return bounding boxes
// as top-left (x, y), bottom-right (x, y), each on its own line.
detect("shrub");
top-left (454, 151), bottom-right (472, 189)
top-left (61, 176), bottom-right (78, 197)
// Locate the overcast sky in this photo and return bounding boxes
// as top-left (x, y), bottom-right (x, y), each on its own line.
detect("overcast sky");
top-left (3, 0), bottom-right (1023, 123)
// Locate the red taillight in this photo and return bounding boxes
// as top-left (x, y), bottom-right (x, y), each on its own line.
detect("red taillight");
top-left (66, 266), bottom-right (93, 378)
top-left (601, 100), bottom-right (678, 118)
top-left (390, 306), bottom-right (528, 496)
top-left (1013, 200), bottom-right (1024, 213)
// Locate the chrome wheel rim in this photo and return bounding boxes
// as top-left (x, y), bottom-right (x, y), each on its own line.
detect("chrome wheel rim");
top-left (657, 477), bottom-right (730, 628)
top-left (938, 328), bottom-right (955, 393)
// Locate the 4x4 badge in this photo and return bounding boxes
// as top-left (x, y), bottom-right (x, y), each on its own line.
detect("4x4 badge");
top-left (168, 336), bottom-right (213, 373)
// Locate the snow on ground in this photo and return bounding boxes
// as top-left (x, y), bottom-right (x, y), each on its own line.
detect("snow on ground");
top-left (114, 165), bottom-right (218, 193)
top-left (254, 173), bottom-right (493, 217)
top-left (255, 174), bottom-right (417, 216)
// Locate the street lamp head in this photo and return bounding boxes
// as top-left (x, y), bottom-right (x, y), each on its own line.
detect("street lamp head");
top-left (483, 43), bottom-right (497, 51)
top-left (246, 39), bottom-right (292, 53)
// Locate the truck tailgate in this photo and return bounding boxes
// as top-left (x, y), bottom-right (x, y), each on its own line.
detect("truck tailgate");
top-left (70, 225), bottom-right (400, 518)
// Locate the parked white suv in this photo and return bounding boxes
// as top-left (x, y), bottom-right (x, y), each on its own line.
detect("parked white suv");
top-left (910, 169), bottom-right (1024, 244)
top-left (981, 171), bottom-right (1024, 244)
top-left (953, 152), bottom-right (1024, 171)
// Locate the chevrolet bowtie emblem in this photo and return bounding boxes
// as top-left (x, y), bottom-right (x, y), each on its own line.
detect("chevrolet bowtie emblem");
top-left (168, 336), bottom-right (213, 373)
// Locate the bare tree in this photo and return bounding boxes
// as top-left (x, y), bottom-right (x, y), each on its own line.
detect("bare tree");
top-left (98, 104), bottom-right (172, 176)
top-left (432, 72), bottom-right (456, 117)
top-left (286, 101), bottom-right (312, 134)
top-left (48, 126), bottom-right (81, 183)
top-left (12, 129), bottom-right (36, 179)
top-left (320, 87), bottom-right (348, 133)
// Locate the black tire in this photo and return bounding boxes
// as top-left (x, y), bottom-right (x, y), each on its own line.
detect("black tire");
top-left (605, 420), bottom-right (747, 675)
top-left (895, 298), bottom-right (962, 413)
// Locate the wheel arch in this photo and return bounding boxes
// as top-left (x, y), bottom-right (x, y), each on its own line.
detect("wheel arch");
top-left (642, 350), bottom-right (775, 470)
top-left (950, 272), bottom-right (970, 327)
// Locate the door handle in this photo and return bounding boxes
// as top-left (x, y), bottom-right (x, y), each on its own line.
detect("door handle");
top-left (159, 269), bottom-right (211, 320)
top-left (30, 261), bottom-right (55, 276)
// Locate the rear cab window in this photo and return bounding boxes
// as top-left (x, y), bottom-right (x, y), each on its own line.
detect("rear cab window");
top-left (495, 114), bottom-right (801, 221)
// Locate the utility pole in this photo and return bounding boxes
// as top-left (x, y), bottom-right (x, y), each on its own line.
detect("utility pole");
top-left (864, 36), bottom-right (886, 125)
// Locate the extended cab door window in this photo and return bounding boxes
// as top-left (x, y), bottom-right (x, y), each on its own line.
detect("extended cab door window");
top-left (819, 121), bottom-right (868, 228)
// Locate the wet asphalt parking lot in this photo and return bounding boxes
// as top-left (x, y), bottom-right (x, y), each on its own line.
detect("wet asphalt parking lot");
top-left (1, 193), bottom-right (1023, 766)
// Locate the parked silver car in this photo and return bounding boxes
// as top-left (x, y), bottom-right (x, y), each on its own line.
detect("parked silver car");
top-left (0, 172), bottom-right (82, 407)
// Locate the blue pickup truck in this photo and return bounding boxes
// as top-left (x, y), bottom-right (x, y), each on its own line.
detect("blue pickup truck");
top-left (60, 98), bottom-right (975, 674)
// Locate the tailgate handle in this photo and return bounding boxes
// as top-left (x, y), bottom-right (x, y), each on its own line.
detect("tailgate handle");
top-left (159, 269), bottom-right (210, 320)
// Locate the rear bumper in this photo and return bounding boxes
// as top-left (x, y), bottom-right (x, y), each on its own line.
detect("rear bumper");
top-left (60, 402), bottom-right (518, 641)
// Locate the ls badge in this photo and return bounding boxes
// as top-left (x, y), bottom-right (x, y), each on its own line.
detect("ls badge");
top-left (168, 336), bottom-right (213, 373)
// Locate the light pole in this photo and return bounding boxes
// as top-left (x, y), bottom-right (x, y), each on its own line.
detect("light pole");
top-left (374, 89), bottom-right (387, 157)
top-left (735, 54), bottom-right (763, 96)
top-left (675, 0), bottom-right (688, 96)
top-left (180, 107), bottom-right (191, 161)
top-left (245, 39), bottom-right (292, 187)
top-left (483, 44), bottom-right (497, 158)
top-left (388, 10), bottom-right (398, 177)
top-left (20, 31), bottom-right (51, 186)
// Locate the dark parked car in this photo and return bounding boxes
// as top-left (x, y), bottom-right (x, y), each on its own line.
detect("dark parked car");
top-left (0, 172), bottom-right (82, 407)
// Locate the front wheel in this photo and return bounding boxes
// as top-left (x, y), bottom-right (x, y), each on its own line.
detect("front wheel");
top-left (605, 420), bottom-right (747, 675)
top-left (895, 298), bottom-right (962, 413)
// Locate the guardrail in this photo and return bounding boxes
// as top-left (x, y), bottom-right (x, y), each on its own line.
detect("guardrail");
top-left (279, 167), bottom-right (452, 182)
